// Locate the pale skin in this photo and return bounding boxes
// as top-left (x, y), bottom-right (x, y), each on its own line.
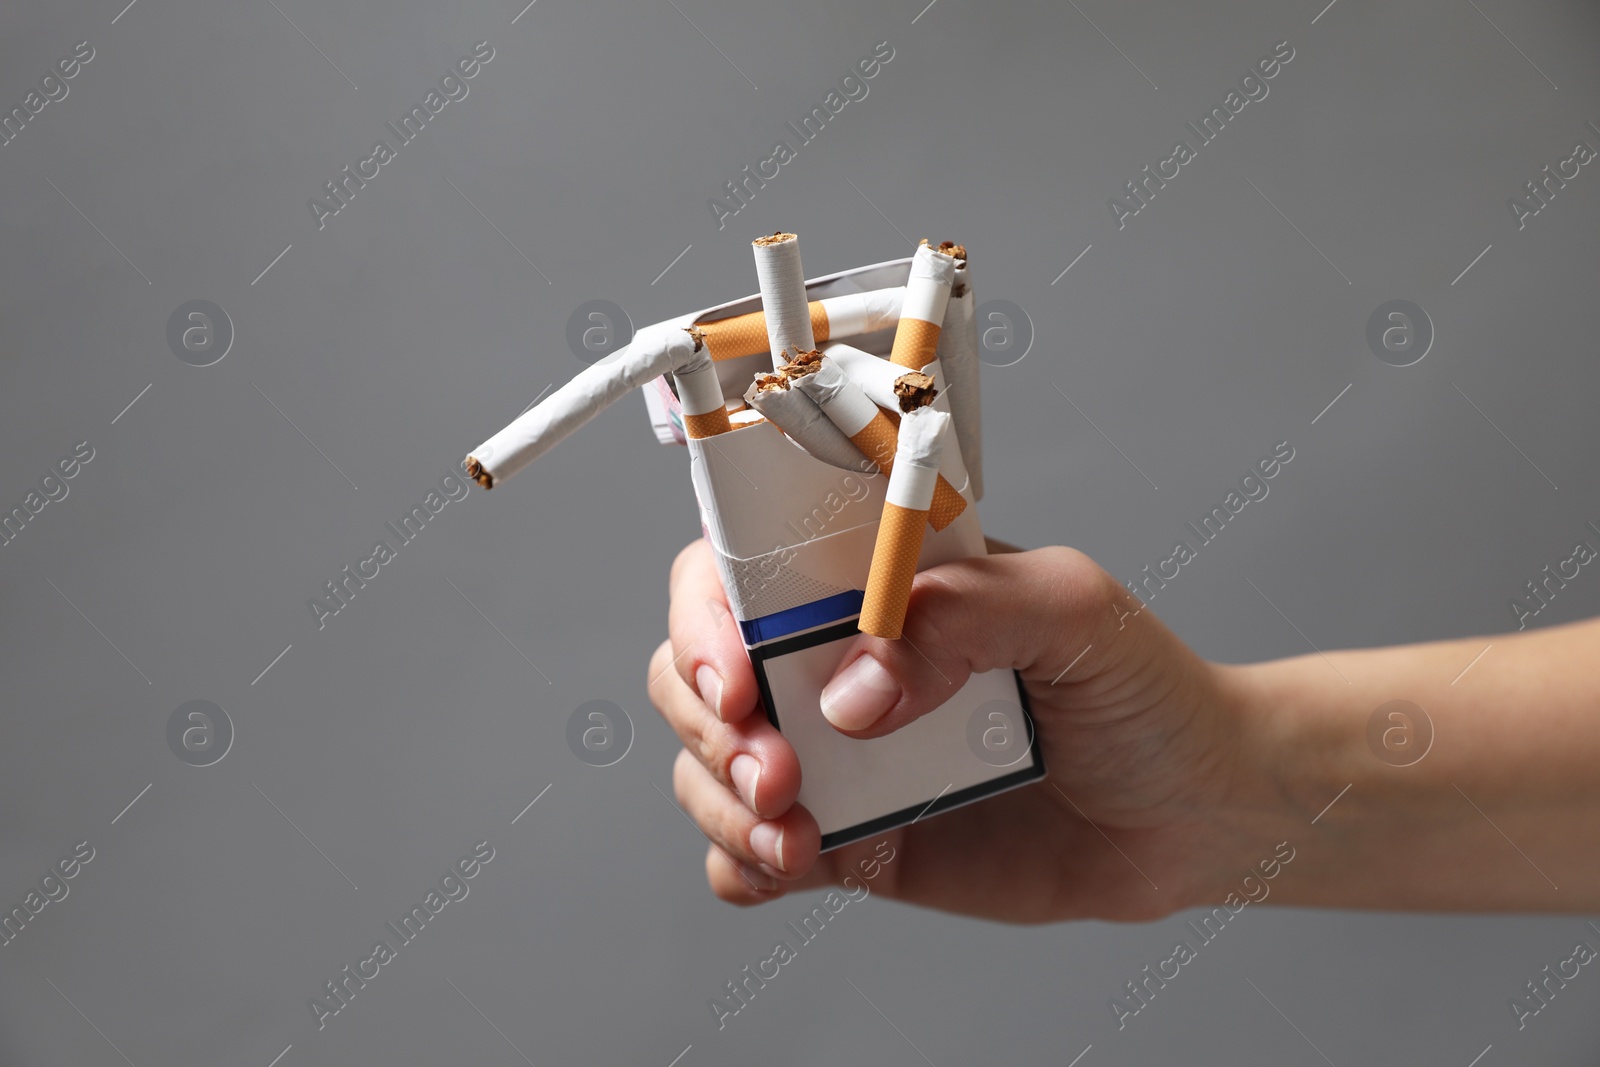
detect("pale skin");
top-left (647, 537), bottom-right (1600, 922)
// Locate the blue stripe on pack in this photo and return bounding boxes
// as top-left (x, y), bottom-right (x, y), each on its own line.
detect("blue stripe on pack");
top-left (739, 590), bottom-right (865, 646)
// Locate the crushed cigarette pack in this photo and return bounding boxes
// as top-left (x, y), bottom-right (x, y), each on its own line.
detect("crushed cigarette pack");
top-left (634, 248), bottom-right (1045, 848)
top-left (473, 242), bottom-right (1043, 851)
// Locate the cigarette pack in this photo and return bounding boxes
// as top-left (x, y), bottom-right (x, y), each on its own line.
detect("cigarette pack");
top-left (642, 256), bottom-right (1044, 850)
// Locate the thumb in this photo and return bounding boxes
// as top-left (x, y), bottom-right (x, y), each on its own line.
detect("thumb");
top-left (818, 545), bottom-right (1137, 737)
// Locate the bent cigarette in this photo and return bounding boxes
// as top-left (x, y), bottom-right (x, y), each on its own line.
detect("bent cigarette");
top-left (934, 245), bottom-right (983, 500)
top-left (888, 241), bottom-right (958, 370)
top-left (795, 357), bottom-right (966, 531)
top-left (465, 324), bottom-right (708, 488)
top-left (745, 366), bottom-right (869, 472)
top-left (752, 232), bottom-right (813, 368)
top-left (859, 407), bottom-right (953, 639)
top-left (695, 288), bottom-right (904, 363)
top-left (674, 327), bottom-right (732, 439)
top-left (823, 342), bottom-right (937, 413)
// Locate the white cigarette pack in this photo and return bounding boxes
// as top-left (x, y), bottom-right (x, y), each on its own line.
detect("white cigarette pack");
top-left (643, 257), bottom-right (1044, 850)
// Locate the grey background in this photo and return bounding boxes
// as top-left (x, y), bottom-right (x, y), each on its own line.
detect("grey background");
top-left (1, 0), bottom-right (1598, 1063)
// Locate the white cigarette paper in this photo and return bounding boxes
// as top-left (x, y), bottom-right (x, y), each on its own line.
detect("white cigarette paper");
top-left (815, 287), bottom-right (903, 341)
top-left (745, 373), bottom-right (869, 472)
top-left (465, 324), bottom-right (702, 487)
top-left (822, 342), bottom-right (916, 412)
top-left (933, 251), bottom-right (983, 500)
top-left (752, 232), bottom-right (814, 367)
top-left (794, 357), bottom-right (880, 439)
top-left (886, 407), bottom-right (949, 508)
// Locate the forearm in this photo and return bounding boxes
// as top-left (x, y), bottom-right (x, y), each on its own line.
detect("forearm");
top-left (1222, 618), bottom-right (1600, 911)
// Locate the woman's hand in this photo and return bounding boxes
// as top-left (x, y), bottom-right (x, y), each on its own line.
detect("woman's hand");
top-left (646, 537), bottom-right (1275, 923)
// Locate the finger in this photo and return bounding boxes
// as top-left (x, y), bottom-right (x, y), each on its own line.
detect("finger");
top-left (648, 640), bottom-right (801, 819)
top-left (667, 539), bottom-right (760, 724)
top-left (705, 844), bottom-right (786, 904)
top-left (818, 546), bottom-right (1126, 737)
top-left (673, 748), bottom-right (820, 880)
top-left (705, 843), bottom-right (866, 903)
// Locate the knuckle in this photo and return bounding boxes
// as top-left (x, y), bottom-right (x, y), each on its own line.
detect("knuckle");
top-left (1032, 545), bottom-right (1118, 615)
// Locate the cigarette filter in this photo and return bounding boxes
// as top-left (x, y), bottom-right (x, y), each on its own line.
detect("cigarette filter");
top-left (795, 357), bottom-right (966, 531)
top-left (859, 407), bottom-right (952, 639)
top-left (466, 323), bottom-right (707, 487)
top-left (744, 366), bottom-right (869, 472)
top-left (934, 248), bottom-right (983, 500)
top-left (888, 241), bottom-right (958, 371)
top-left (752, 232), bottom-right (814, 368)
top-left (695, 288), bottom-right (902, 363)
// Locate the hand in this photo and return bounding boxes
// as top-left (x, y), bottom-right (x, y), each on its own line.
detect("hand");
top-left (646, 537), bottom-right (1269, 923)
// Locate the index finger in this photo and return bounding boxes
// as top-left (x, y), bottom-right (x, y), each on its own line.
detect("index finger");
top-left (667, 539), bottom-right (761, 724)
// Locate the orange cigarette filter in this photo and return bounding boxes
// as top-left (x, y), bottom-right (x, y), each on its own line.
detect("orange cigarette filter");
top-left (888, 241), bottom-right (959, 370)
top-left (698, 304), bottom-right (831, 363)
top-left (859, 408), bottom-right (953, 639)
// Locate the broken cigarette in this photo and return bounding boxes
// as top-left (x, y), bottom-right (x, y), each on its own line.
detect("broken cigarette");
top-left (744, 362), bottom-right (869, 472)
top-left (794, 356), bottom-right (966, 531)
top-left (695, 288), bottom-right (904, 364)
top-left (888, 241), bottom-right (959, 371)
top-left (858, 407), bottom-right (953, 640)
top-left (823, 342), bottom-right (938, 413)
top-left (933, 245), bottom-right (983, 500)
top-left (465, 324), bottom-right (719, 487)
top-left (675, 327), bottom-right (733, 439)
top-left (752, 232), bottom-right (814, 369)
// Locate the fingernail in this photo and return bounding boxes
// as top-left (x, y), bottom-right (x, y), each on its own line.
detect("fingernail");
top-left (729, 753), bottom-right (761, 811)
top-left (748, 821), bottom-right (786, 872)
top-left (735, 861), bottom-right (778, 891)
top-left (820, 654), bottom-right (899, 731)
top-left (696, 664), bottom-right (723, 719)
